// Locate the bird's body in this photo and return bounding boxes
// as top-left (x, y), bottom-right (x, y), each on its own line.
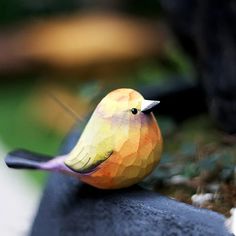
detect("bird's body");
top-left (5, 88), bottom-right (162, 189)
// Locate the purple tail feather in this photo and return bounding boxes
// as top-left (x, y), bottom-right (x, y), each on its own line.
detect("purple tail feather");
top-left (5, 149), bottom-right (54, 170)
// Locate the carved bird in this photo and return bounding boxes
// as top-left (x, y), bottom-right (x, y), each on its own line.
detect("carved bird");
top-left (5, 88), bottom-right (162, 189)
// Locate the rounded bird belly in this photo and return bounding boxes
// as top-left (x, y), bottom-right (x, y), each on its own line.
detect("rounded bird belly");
top-left (80, 134), bottom-right (162, 189)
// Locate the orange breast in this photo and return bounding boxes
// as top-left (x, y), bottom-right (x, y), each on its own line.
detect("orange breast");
top-left (80, 114), bottom-right (162, 189)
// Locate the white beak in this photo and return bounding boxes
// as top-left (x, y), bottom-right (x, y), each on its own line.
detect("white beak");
top-left (141, 99), bottom-right (160, 113)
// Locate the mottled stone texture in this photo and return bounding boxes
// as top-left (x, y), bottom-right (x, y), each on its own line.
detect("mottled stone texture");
top-left (30, 128), bottom-right (230, 236)
top-left (161, 0), bottom-right (236, 134)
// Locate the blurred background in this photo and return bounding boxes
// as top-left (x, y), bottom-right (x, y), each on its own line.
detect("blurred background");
top-left (0, 0), bottom-right (235, 235)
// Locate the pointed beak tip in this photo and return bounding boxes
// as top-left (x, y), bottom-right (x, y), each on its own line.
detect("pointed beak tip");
top-left (141, 99), bottom-right (160, 113)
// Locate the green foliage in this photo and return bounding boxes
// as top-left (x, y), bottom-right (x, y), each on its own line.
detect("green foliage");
top-left (0, 81), bottom-right (63, 186)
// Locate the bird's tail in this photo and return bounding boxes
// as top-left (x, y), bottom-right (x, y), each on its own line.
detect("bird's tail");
top-left (5, 149), bottom-right (54, 170)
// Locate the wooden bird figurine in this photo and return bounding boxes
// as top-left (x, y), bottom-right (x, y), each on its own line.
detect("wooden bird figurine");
top-left (5, 88), bottom-right (162, 189)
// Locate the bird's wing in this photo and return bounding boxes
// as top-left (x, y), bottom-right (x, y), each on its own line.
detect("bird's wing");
top-left (64, 139), bottom-right (113, 173)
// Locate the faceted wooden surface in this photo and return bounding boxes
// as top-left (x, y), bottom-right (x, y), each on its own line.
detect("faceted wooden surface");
top-left (65, 89), bottom-right (162, 189)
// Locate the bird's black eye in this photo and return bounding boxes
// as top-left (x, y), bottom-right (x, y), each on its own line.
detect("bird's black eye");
top-left (131, 108), bottom-right (138, 114)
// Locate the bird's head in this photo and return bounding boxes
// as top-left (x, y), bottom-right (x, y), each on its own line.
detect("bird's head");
top-left (94, 88), bottom-right (160, 123)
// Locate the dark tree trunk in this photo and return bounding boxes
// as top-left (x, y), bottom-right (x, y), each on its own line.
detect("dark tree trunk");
top-left (161, 0), bottom-right (236, 134)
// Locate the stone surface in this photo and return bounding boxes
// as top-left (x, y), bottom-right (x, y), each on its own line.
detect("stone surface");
top-left (30, 127), bottom-right (231, 236)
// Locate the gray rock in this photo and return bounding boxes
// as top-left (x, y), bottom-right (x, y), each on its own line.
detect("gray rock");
top-left (30, 128), bottom-right (231, 236)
